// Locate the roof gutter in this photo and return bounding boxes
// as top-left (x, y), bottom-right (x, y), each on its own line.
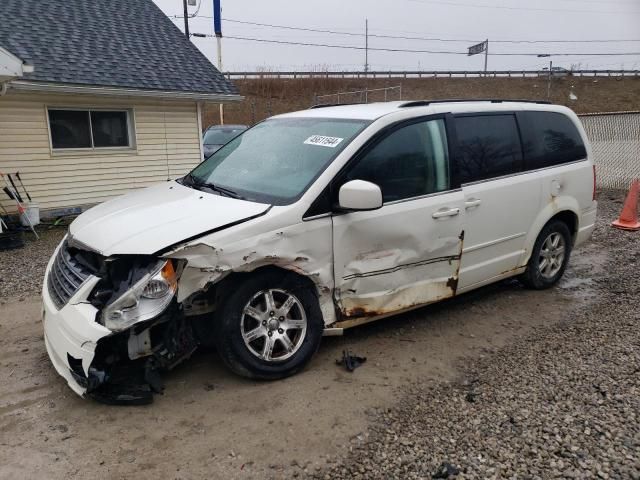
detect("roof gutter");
top-left (7, 80), bottom-right (243, 102)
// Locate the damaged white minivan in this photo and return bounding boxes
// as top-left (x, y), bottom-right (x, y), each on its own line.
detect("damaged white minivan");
top-left (42, 100), bottom-right (597, 404)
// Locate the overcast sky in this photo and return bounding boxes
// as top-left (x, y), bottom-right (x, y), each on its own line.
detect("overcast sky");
top-left (154, 0), bottom-right (640, 72)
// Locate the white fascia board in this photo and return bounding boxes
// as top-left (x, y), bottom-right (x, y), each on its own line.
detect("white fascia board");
top-left (8, 80), bottom-right (243, 102)
top-left (0, 46), bottom-right (29, 82)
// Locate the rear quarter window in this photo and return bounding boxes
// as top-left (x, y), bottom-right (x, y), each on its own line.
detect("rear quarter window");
top-left (520, 111), bottom-right (587, 170)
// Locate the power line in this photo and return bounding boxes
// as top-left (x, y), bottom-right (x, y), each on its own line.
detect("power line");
top-left (182, 16), bottom-right (640, 45)
top-left (553, 0), bottom-right (638, 4)
top-left (405, 0), bottom-right (640, 15)
top-left (193, 33), bottom-right (640, 56)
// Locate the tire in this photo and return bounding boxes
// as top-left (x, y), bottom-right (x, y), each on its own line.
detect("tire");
top-left (520, 220), bottom-right (572, 289)
top-left (214, 271), bottom-right (323, 380)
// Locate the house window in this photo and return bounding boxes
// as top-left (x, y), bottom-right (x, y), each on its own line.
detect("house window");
top-left (48, 109), bottom-right (132, 149)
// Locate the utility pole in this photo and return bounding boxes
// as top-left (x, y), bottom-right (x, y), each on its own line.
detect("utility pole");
top-left (182, 0), bottom-right (190, 38)
top-left (213, 0), bottom-right (224, 124)
top-left (484, 39), bottom-right (488, 76)
top-left (538, 54), bottom-right (552, 100)
top-left (547, 59), bottom-right (553, 100)
top-left (364, 19), bottom-right (369, 74)
top-left (216, 35), bottom-right (224, 124)
top-left (364, 18), bottom-right (369, 103)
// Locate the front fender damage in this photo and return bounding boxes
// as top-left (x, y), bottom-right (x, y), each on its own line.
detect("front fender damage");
top-left (166, 219), bottom-right (336, 327)
top-left (77, 220), bottom-right (335, 404)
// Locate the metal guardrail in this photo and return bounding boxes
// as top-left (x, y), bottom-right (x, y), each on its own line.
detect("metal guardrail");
top-left (225, 70), bottom-right (640, 79)
top-left (579, 112), bottom-right (640, 190)
top-left (313, 85), bottom-right (402, 105)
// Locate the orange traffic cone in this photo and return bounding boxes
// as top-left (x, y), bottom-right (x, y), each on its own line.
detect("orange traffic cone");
top-left (612, 179), bottom-right (640, 231)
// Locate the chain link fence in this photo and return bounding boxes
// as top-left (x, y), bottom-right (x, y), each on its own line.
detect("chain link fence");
top-left (579, 112), bottom-right (640, 190)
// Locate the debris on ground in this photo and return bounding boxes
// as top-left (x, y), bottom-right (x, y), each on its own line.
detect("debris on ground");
top-left (432, 462), bottom-right (461, 478)
top-left (336, 350), bottom-right (367, 372)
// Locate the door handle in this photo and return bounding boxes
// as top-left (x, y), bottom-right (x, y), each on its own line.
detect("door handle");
top-left (432, 207), bottom-right (460, 219)
top-left (465, 198), bottom-right (482, 209)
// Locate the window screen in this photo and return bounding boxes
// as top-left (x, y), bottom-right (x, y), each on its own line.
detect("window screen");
top-left (454, 114), bottom-right (523, 184)
top-left (343, 119), bottom-right (450, 202)
top-left (48, 109), bottom-right (130, 149)
top-left (520, 111), bottom-right (586, 170)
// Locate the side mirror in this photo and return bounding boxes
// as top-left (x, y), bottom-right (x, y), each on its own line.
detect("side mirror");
top-left (338, 180), bottom-right (383, 211)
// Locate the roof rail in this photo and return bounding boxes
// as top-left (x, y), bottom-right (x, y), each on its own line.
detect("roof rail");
top-left (309, 102), bottom-right (364, 109)
top-left (399, 99), bottom-right (552, 108)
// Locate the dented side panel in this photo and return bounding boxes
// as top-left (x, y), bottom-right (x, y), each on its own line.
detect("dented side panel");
top-left (166, 211), bottom-right (336, 325)
top-left (332, 190), bottom-right (466, 319)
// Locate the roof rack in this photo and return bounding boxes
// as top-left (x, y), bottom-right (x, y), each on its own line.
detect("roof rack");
top-left (399, 99), bottom-right (552, 108)
top-left (309, 102), bottom-right (364, 109)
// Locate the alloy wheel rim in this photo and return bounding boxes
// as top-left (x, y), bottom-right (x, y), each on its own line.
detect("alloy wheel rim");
top-left (538, 232), bottom-right (566, 279)
top-left (240, 289), bottom-right (307, 362)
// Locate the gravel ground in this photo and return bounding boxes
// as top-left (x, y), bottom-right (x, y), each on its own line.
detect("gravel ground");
top-left (0, 227), bottom-right (65, 301)
top-left (0, 192), bottom-right (637, 480)
top-left (310, 191), bottom-right (640, 480)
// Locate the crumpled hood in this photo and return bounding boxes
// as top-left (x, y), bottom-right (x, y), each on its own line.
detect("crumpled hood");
top-left (69, 181), bottom-right (270, 256)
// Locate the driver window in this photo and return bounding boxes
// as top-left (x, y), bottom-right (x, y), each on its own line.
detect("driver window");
top-left (344, 119), bottom-right (450, 203)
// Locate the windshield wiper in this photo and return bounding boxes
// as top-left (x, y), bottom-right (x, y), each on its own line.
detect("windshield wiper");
top-left (204, 183), bottom-right (245, 199)
top-left (182, 173), bottom-right (245, 200)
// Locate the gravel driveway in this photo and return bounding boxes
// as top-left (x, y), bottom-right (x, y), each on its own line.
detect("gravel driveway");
top-left (0, 228), bottom-right (65, 301)
top-left (311, 192), bottom-right (640, 480)
top-left (0, 192), bottom-right (637, 480)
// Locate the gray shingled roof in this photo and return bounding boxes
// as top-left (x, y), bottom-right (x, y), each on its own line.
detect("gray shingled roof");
top-left (0, 0), bottom-right (238, 96)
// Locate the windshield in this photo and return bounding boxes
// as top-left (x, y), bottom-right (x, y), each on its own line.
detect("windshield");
top-left (203, 127), bottom-right (246, 145)
top-left (188, 117), bottom-right (368, 204)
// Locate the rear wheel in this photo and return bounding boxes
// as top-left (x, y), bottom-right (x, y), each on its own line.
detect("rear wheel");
top-left (214, 271), bottom-right (323, 380)
top-left (520, 220), bottom-right (572, 289)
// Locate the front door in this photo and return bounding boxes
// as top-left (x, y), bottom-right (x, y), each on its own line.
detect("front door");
top-left (331, 117), bottom-right (465, 324)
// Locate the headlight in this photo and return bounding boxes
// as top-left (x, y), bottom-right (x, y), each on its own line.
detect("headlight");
top-left (102, 260), bottom-right (178, 331)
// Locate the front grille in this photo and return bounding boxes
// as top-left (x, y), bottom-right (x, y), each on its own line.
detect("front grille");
top-left (47, 241), bottom-right (93, 310)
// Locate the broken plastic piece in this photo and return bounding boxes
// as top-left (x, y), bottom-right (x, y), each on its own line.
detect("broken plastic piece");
top-left (336, 350), bottom-right (367, 372)
top-left (432, 462), bottom-right (460, 479)
top-left (89, 384), bottom-right (154, 406)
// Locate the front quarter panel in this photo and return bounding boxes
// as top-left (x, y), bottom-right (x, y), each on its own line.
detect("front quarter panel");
top-left (166, 211), bottom-right (337, 325)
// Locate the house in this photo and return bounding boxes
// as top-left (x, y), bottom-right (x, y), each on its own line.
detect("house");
top-left (0, 0), bottom-right (240, 216)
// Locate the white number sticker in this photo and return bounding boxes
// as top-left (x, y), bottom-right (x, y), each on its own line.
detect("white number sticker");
top-left (304, 135), bottom-right (344, 148)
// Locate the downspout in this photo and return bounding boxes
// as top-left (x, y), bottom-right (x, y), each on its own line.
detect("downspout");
top-left (0, 82), bottom-right (8, 96)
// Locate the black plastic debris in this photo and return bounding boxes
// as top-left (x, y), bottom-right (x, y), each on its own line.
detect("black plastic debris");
top-left (90, 384), bottom-right (154, 406)
top-left (432, 462), bottom-right (460, 479)
top-left (336, 350), bottom-right (367, 372)
top-left (465, 391), bottom-right (480, 403)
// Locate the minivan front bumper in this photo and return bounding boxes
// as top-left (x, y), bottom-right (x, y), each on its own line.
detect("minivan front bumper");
top-left (42, 243), bottom-right (198, 403)
top-left (42, 266), bottom-right (110, 397)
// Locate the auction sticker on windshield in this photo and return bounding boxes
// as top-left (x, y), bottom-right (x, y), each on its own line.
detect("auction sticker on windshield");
top-left (304, 135), bottom-right (344, 148)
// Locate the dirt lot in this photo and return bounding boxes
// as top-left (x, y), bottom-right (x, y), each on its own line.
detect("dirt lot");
top-left (206, 76), bottom-right (640, 127)
top-left (0, 192), bottom-right (638, 479)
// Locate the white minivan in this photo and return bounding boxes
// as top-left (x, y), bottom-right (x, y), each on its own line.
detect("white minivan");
top-left (42, 100), bottom-right (597, 403)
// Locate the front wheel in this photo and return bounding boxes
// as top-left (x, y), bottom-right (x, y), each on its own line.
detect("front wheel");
top-left (214, 271), bottom-right (323, 380)
top-left (520, 220), bottom-right (572, 289)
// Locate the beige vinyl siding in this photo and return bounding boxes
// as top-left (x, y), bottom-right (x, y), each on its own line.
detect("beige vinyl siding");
top-left (0, 92), bottom-right (202, 214)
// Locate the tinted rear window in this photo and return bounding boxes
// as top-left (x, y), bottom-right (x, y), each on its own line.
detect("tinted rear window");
top-left (520, 111), bottom-right (586, 170)
top-left (454, 114), bottom-right (523, 184)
